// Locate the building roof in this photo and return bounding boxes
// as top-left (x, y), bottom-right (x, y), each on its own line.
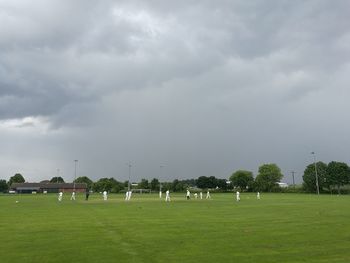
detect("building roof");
top-left (11, 183), bottom-right (87, 189)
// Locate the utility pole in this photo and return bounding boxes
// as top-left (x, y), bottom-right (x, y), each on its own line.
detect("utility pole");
top-left (291, 171), bottom-right (295, 187)
top-left (311, 152), bottom-right (320, 195)
top-left (57, 168), bottom-right (60, 184)
top-left (159, 165), bottom-right (164, 198)
top-left (74, 160), bottom-right (78, 191)
top-left (128, 163), bottom-right (132, 192)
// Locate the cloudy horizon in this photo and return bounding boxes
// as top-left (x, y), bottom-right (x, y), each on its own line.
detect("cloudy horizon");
top-left (1, 0), bottom-right (350, 184)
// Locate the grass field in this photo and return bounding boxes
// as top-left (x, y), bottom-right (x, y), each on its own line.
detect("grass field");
top-left (0, 193), bottom-right (350, 263)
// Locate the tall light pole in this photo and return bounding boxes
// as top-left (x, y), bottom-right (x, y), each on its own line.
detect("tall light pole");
top-left (311, 152), bottom-right (319, 195)
top-left (127, 163), bottom-right (132, 192)
top-left (74, 160), bottom-right (78, 191)
top-left (291, 171), bottom-right (295, 187)
top-left (57, 168), bottom-right (60, 184)
top-left (159, 165), bottom-right (164, 198)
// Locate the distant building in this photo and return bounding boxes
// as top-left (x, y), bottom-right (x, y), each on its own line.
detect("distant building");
top-left (10, 183), bottom-right (87, 194)
top-left (277, 182), bottom-right (288, 188)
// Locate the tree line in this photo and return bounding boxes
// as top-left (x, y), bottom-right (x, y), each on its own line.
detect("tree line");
top-left (1, 160), bottom-right (349, 194)
top-left (303, 161), bottom-right (350, 194)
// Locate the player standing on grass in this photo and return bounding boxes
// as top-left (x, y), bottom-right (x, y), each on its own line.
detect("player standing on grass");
top-left (206, 190), bottom-right (211, 199)
top-left (165, 190), bottom-right (170, 202)
top-left (85, 188), bottom-right (90, 201)
top-left (200, 192), bottom-right (203, 199)
top-left (236, 191), bottom-right (240, 202)
top-left (70, 191), bottom-right (76, 201)
top-left (127, 190), bottom-right (132, 201)
top-left (103, 190), bottom-right (108, 201)
top-left (257, 192), bottom-right (260, 200)
top-left (58, 191), bottom-right (63, 202)
top-left (186, 189), bottom-right (190, 200)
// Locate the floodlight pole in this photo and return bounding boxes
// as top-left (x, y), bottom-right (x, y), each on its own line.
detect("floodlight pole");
top-left (311, 152), bottom-right (319, 195)
top-left (74, 160), bottom-right (78, 191)
top-left (159, 165), bottom-right (163, 197)
top-left (291, 171), bottom-right (295, 187)
top-left (128, 163), bottom-right (132, 192)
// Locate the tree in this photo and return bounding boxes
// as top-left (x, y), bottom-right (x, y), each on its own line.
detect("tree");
top-left (196, 176), bottom-right (218, 189)
top-left (172, 179), bottom-right (185, 192)
top-left (326, 161), bottom-right (350, 194)
top-left (255, 164), bottom-right (283, 192)
top-left (150, 178), bottom-right (160, 191)
top-left (74, 176), bottom-right (93, 189)
top-left (0, 179), bottom-right (8, 192)
top-left (196, 176), bottom-right (209, 189)
top-left (216, 178), bottom-right (229, 190)
top-left (50, 177), bottom-right (65, 183)
top-left (8, 173), bottom-right (25, 186)
top-left (303, 162), bottom-right (327, 193)
top-left (93, 178), bottom-right (124, 193)
top-left (230, 170), bottom-right (254, 191)
top-left (139, 179), bottom-right (149, 189)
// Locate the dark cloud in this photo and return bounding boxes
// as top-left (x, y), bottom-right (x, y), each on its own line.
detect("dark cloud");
top-left (0, 0), bottom-right (349, 183)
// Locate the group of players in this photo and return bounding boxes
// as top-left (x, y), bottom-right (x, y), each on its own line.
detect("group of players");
top-left (58, 189), bottom-right (261, 202)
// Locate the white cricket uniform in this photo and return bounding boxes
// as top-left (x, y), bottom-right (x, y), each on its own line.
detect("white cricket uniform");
top-left (200, 192), bottom-right (203, 199)
top-left (58, 192), bottom-right (63, 201)
top-left (206, 191), bottom-right (210, 199)
top-left (70, 192), bottom-right (76, 201)
top-left (103, 191), bottom-right (108, 201)
top-left (257, 192), bottom-right (260, 200)
top-left (159, 191), bottom-right (162, 199)
top-left (186, 190), bottom-right (190, 200)
top-left (236, 191), bottom-right (240, 201)
top-left (194, 193), bottom-right (198, 199)
top-left (165, 190), bottom-right (170, 202)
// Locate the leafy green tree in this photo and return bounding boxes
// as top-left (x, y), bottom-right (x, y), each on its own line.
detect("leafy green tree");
top-left (216, 178), bottom-right (229, 190)
top-left (172, 179), bottom-right (185, 192)
top-left (139, 179), bottom-right (149, 189)
top-left (230, 170), bottom-right (254, 191)
top-left (255, 164), bottom-right (283, 192)
top-left (8, 173), bottom-right (25, 186)
top-left (326, 161), bottom-right (350, 194)
top-left (50, 177), bottom-right (65, 183)
top-left (303, 162), bottom-right (327, 193)
top-left (196, 176), bottom-right (218, 189)
top-left (150, 178), bottom-right (160, 191)
top-left (93, 178), bottom-right (124, 193)
top-left (74, 176), bottom-right (93, 189)
top-left (0, 179), bottom-right (8, 192)
top-left (161, 182), bottom-right (172, 191)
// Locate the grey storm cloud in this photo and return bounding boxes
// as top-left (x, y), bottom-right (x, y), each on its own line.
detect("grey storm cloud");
top-left (0, 0), bottom-right (350, 183)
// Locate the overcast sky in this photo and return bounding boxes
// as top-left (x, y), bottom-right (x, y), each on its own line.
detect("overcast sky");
top-left (1, 0), bottom-right (349, 184)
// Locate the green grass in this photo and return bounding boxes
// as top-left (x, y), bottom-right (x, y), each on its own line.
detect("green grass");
top-left (1, 193), bottom-right (350, 263)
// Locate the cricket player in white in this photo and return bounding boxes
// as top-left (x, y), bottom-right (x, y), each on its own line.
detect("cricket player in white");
top-left (125, 191), bottom-right (128, 201)
top-left (257, 192), bottom-right (260, 200)
top-left (194, 193), bottom-right (198, 199)
top-left (236, 191), bottom-right (240, 202)
top-left (200, 192), bottom-right (203, 199)
top-left (127, 191), bottom-right (132, 201)
top-left (58, 191), bottom-right (63, 202)
top-left (206, 190), bottom-right (211, 199)
top-left (165, 190), bottom-right (170, 202)
top-left (186, 189), bottom-right (190, 200)
top-left (159, 191), bottom-right (162, 199)
top-left (70, 191), bottom-right (76, 201)
top-left (103, 191), bottom-right (108, 201)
